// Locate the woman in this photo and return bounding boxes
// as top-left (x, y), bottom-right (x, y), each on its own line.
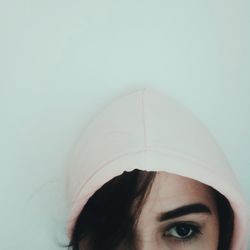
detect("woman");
top-left (65, 88), bottom-right (249, 249)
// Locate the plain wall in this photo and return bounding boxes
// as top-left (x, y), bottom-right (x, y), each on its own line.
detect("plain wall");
top-left (1, 0), bottom-right (249, 249)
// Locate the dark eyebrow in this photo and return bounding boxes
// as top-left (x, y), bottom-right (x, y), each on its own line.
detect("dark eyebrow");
top-left (157, 203), bottom-right (212, 222)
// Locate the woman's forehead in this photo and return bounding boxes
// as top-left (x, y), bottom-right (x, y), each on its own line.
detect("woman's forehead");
top-left (145, 171), bottom-right (215, 208)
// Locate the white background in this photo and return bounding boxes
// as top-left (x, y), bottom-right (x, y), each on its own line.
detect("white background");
top-left (1, 0), bottom-right (249, 249)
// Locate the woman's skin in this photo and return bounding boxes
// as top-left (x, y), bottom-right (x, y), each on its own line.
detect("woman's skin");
top-left (135, 172), bottom-right (219, 250)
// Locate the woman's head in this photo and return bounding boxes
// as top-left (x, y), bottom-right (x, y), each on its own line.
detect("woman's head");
top-left (66, 88), bottom-right (248, 249)
top-left (67, 169), bottom-right (233, 250)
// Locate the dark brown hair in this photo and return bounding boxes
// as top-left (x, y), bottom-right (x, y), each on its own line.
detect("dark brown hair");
top-left (64, 169), bottom-right (234, 250)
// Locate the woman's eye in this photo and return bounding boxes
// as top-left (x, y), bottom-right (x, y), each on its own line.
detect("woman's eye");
top-left (164, 223), bottom-right (201, 241)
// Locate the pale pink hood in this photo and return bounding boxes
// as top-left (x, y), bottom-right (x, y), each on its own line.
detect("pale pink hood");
top-left (66, 87), bottom-right (249, 249)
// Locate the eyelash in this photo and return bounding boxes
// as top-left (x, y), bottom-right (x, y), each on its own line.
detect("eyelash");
top-left (163, 221), bottom-right (202, 243)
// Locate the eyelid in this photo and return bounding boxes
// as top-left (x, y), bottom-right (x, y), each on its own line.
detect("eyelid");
top-left (160, 212), bottom-right (210, 228)
top-left (164, 220), bottom-right (201, 232)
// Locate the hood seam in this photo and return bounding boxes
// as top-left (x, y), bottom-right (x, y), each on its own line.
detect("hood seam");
top-left (70, 148), bottom-right (244, 206)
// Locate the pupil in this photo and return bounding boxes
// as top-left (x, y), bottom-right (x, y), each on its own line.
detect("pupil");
top-left (176, 225), bottom-right (191, 237)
